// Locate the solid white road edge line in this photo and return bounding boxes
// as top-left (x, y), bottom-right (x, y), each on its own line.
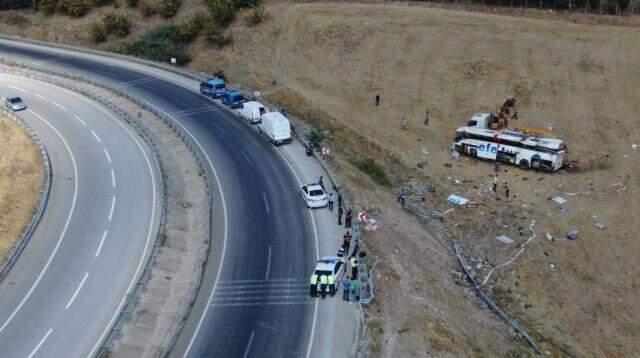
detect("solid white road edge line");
top-left (27, 328), bottom-right (53, 358)
top-left (142, 102), bottom-right (228, 358)
top-left (51, 100), bottom-right (67, 111)
top-left (94, 231), bottom-right (108, 258)
top-left (242, 330), bottom-right (255, 358)
top-left (104, 148), bottom-right (112, 164)
top-left (274, 147), bottom-right (321, 358)
top-left (65, 272), bottom-right (89, 309)
top-left (74, 114), bottom-right (87, 126)
top-left (0, 109), bottom-right (79, 335)
top-left (91, 129), bottom-right (102, 143)
top-left (108, 196), bottom-right (116, 222)
top-left (110, 169), bottom-right (116, 188)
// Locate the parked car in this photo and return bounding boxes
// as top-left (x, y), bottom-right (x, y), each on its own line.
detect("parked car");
top-left (239, 101), bottom-right (266, 124)
top-left (258, 111), bottom-right (291, 145)
top-left (300, 183), bottom-right (328, 208)
top-left (199, 77), bottom-right (227, 98)
top-left (312, 256), bottom-right (346, 295)
top-left (4, 96), bottom-right (27, 111)
top-left (221, 90), bottom-right (245, 109)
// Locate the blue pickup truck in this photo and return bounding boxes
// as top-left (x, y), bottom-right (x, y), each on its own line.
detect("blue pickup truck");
top-left (199, 77), bottom-right (227, 98)
top-left (221, 90), bottom-right (246, 109)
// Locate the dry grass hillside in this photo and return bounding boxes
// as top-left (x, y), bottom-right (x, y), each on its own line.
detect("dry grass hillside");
top-left (2, 2), bottom-right (640, 356)
top-left (0, 115), bottom-right (44, 260)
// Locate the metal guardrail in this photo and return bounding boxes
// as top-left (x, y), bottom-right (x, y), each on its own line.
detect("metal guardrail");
top-left (0, 107), bottom-right (52, 283)
top-left (453, 241), bottom-right (542, 355)
top-left (4, 64), bottom-right (215, 357)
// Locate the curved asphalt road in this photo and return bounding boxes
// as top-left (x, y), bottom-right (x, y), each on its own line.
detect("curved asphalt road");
top-left (0, 74), bottom-right (160, 357)
top-left (0, 41), bottom-right (317, 356)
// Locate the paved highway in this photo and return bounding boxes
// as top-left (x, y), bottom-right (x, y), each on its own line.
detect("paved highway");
top-left (0, 40), bottom-right (318, 357)
top-left (0, 74), bottom-right (160, 357)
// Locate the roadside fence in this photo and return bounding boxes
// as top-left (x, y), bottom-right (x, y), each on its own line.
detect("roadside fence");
top-left (0, 107), bottom-right (52, 284)
top-left (4, 63), bottom-right (214, 358)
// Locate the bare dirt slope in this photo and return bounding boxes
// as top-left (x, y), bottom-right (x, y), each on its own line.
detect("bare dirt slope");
top-left (0, 115), bottom-right (43, 260)
top-left (3, 2), bottom-right (640, 356)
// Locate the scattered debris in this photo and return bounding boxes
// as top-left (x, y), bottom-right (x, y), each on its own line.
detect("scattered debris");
top-left (451, 151), bottom-right (461, 160)
top-left (595, 222), bottom-right (606, 230)
top-left (364, 218), bottom-right (379, 231)
top-left (567, 230), bottom-right (579, 240)
top-left (443, 162), bottom-right (453, 168)
top-left (422, 149), bottom-right (430, 156)
top-left (557, 207), bottom-right (568, 214)
top-left (447, 194), bottom-right (469, 205)
top-left (537, 177), bottom-right (545, 181)
top-left (632, 144), bottom-right (638, 150)
top-left (417, 160), bottom-right (427, 169)
top-left (550, 263), bottom-right (556, 269)
top-left (496, 235), bottom-right (514, 245)
top-left (546, 233), bottom-right (555, 242)
top-left (482, 219), bottom-right (537, 286)
top-left (551, 196), bottom-right (567, 205)
top-left (448, 176), bottom-right (462, 185)
top-left (442, 208), bottom-right (454, 215)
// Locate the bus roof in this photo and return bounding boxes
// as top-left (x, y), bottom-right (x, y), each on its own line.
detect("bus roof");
top-left (456, 126), bottom-right (565, 150)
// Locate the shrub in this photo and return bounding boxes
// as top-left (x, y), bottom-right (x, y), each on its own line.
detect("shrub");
top-left (121, 25), bottom-right (191, 64)
top-left (246, 3), bottom-right (264, 26)
top-left (232, 0), bottom-right (259, 8)
top-left (212, 69), bottom-right (226, 81)
top-left (177, 12), bottom-right (206, 42)
top-left (89, 21), bottom-right (107, 43)
top-left (56, 0), bottom-right (71, 13)
top-left (206, 26), bottom-right (232, 47)
top-left (36, 0), bottom-right (56, 14)
top-left (7, 14), bottom-right (29, 26)
top-left (157, 0), bottom-right (181, 18)
top-left (138, 0), bottom-right (155, 17)
top-left (68, 0), bottom-right (90, 17)
top-left (92, 0), bottom-right (113, 6)
top-left (125, 0), bottom-right (138, 7)
top-left (207, 0), bottom-right (235, 27)
top-left (305, 128), bottom-right (325, 149)
top-left (352, 157), bottom-right (391, 187)
top-left (103, 10), bottom-right (131, 37)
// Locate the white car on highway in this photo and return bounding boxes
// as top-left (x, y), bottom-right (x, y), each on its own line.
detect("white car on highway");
top-left (4, 96), bottom-right (27, 111)
top-left (313, 256), bottom-right (346, 291)
top-left (300, 184), bottom-right (328, 208)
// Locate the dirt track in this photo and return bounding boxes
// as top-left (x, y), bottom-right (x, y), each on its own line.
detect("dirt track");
top-left (0, 115), bottom-right (43, 261)
top-left (2, 2), bottom-right (639, 355)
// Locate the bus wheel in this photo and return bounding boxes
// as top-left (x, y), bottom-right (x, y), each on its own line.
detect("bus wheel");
top-left (519, 159), bottom-right (529, 169)
top-left (469, 148), bottom-right (478, 157)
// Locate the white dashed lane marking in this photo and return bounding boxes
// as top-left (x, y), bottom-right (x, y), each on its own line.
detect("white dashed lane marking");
top-left (51, 101), bottom-right (67, 111)
top-left (91, 130), bottom-right (101, 143)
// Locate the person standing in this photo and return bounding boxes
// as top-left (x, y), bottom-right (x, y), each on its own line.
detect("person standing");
top-left (492, 175), bottom-right (498, 192)
top-left (328, 275), bottom-right (335, 297)
top-left (337, 206), bottom-right (344, 226)
top-left (327, 193), bottom-right (334, 212)
top-left (343, 231), bottom-right (352, 254)
top-left (343, 277), bottom-right (351, 302)
top-left (350, 279), bottom-right (359, 303)
top-left (350, 256), bottom-right (358, 279)
top-left (504, 181), bottom-right (510, 198)
top-left (397, 188), bottom-right (407, 206)
top-left (319, 274), bottom-right (328, 299)
top-left (309, 273), bottom-right (318, 298)
top-left (423, 110), bottom-right (430, 126)
top-left (402, 116), bottom-right (409, 130)
top-left (318, 175), bottom-right (324, 190)
top-left (375, 93), bottom-right (380, 107)
top-left (345, 209), bottom-right (353, 229)
top-left (337, 193), bottom-right (343, 209)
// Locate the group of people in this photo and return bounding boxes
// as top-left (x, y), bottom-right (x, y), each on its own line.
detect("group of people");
top-left (309, 272), bottom-right (336, 299)
top-left (327, 191), bottom-right (353, 228)
top-left (492, 175), bottom-right (511, 198)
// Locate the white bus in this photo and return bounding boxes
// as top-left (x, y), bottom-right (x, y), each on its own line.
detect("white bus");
top-left (452, 126), bottom-right (567, 171)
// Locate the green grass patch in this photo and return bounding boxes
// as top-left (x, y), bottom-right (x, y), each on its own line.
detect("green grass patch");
top-left (120, 25), bottom-right (191, 65)
top-left (351, 157), bottom-right (392, 187)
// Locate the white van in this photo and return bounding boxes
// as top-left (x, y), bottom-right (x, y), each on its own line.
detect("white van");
top-left (239, 101), bottom-right (266, 124)
top-left (259, 112), bottom-right (292, 145)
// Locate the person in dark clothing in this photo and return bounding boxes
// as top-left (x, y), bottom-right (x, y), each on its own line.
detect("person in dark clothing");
top-left (345, 209), bottom-right (353, 228)
top-left (343, 231), bottom-right (352, 254)
top-left (337, 193), bottom-right (343, 209)
top-left (397, 188), bottom-right (407, 206)
top-left (375, 93), bottom-right (380, 106)
top-left (305, 144), bottom-right (313, 156)
top-left (504, 181), bottom-right (510, 198)
top-left (318, 176), bottom-right (324, 190)
top-left (337, 206), bottom-right (344, 225)
top-left (423, 110), bottom-right (430, 126)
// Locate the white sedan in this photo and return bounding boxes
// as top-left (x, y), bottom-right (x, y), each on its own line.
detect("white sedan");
top-left (300, 184), bottom-right (328, 208)
top-left (312, 256), bottom-right (346, 292)
top-left (5, 96), bottom-right (27, 111)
